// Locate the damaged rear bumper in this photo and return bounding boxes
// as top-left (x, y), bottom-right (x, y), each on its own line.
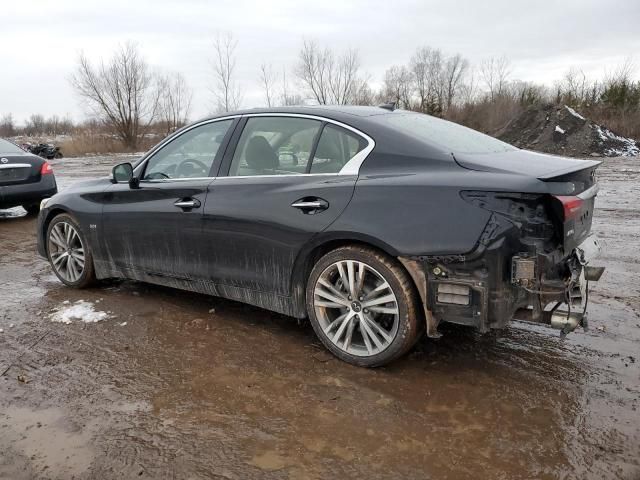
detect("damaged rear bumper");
top-left (400, 234), bottom-right (605, 338)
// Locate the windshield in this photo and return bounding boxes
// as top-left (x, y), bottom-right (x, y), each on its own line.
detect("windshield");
top-left (0, 138), bottom-right (26, 155)
top-left (379, 112), bottom-right (516, 154)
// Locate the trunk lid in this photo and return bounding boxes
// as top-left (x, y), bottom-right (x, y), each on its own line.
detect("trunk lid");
top-left (453, 149), bottom-right (601, 183)
top-left (0, 155), bottom-right (43, 186)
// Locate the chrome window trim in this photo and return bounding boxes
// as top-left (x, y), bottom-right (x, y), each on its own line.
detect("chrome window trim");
top-left (216, 173), bottom-right (342, 180)
top-left (133, 115), bottom-right (240, 178)
top-left (139, 177), bottom-right (215, 184)
top-left (0, 163), bottom-right (31, 169)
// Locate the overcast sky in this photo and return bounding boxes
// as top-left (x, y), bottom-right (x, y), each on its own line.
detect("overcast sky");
top-left (2, 0), bottom-right (639, 123)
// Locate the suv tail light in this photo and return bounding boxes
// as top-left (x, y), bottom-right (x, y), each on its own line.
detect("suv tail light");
top-left (553, 195), bottom-right (584, 221)
top-left (40, 161), bottom-right (53, 175)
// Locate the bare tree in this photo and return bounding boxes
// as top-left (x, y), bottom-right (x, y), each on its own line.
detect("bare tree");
top-left (70, 42), bottom-right (159, 149)
top-left (329, 48), bottom-right (360, 105)
top-left (157, 71), bottom-right (193, 135)
top-left (559, 67), bottom-right (589, 105)
top-left (411, 47), bottom-right (443, 113)
top-left (382, 65), bottom-right (413, 109)
top-left (608, 56), bottom-right (636, 85)
top-left (458, 68), bottom-right (479, 106)
top-left (297, 40), bottom-right (331, 104)
top-left (296, 40), bottom-right (362, 105)
top-left (480, 56), bottom-right (511, 101)
top-left (212, 32), bottom-right (242, 113)
top-left (0, 113), bottom-right (15, 137)
top-left (442, 54), bottom-right (469, 110)
top-left (24, 114), bottom-right (46, 136)
top-left (281, 67), bottom-right (303, 106)
top-left (259, 63), bottom-right (277, 107)
top-left (352, 77), bottom-right (375, 106)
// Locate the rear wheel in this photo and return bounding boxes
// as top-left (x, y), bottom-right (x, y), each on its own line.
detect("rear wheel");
top-left (46, 213), bottom-right (96, 288)
top-left (306, 245), bottom-right (422, 367)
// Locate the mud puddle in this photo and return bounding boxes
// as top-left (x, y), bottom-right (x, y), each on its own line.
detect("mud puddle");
top-left (1, 155), bottom-right (639, 479)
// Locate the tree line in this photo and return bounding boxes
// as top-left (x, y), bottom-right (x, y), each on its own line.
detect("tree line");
top-left (2, 35), bottom-right (638, 151)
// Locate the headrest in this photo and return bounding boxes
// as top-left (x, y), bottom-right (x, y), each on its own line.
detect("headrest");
top-left (246, 136), bottom-right (278, 170)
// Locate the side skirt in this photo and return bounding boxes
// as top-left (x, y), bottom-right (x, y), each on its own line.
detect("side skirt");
top-left (93, 260), bottom-right (299, 318)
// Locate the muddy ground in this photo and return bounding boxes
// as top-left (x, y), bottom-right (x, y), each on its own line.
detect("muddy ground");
top-left (1, 155), bottom-right (639, 480)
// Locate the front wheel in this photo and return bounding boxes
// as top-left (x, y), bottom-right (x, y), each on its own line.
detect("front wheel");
top-left (46, 213), bottom-right (96, 288)
top-left (306, 245), bottom-right (422, 367)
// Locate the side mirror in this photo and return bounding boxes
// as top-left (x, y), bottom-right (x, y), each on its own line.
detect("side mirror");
top-left (111, 162), bottom-right (138, 188)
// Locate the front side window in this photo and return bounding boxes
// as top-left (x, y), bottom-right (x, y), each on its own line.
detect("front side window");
top-left (228, 117), bottom-right (322, 176)
top-left (143, 120), bottom-right (233, 180)
top-left (310, 125), bottom-right (366, 174)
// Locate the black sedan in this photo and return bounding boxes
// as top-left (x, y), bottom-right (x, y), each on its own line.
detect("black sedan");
top-left (0, 138), bottom-right (57, 215)
top-left (37, 106), bottom-right (604, 366)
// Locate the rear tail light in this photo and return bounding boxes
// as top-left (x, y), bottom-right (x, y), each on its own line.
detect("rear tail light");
top-left (553, 195), bottom-right (583, 221)
top-left (40, 161), bottom-right (53, 175)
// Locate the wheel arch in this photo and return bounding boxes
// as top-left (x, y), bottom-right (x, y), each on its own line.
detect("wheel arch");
top-left (289, 232), bottom-right (418, 318)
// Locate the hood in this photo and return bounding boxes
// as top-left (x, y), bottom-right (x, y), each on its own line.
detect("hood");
top-left (453, 149), bottom-right (601, 180)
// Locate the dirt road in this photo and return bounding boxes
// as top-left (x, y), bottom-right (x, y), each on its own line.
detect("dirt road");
top-left (1, 155), bottom-right (639, 480)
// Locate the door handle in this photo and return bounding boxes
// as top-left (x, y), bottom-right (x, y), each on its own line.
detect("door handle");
top-left (291, 197), bottom-right (329, 214)
top-left (174, 198), bottom-right (201, 209)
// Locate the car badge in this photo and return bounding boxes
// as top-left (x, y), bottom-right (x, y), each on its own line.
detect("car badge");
top-left (0, 158), bottom-right (8, 164)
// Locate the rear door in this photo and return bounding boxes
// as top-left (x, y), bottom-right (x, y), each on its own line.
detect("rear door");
top-left (100, 118), bottom-right (236, 279)
top-left (201, 114), bottom-right (372, 296)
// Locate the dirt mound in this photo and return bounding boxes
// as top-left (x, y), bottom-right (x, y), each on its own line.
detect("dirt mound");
top-left (496, 104), bottom-right (639, 157)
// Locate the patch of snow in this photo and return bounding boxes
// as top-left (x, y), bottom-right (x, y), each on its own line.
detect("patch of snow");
top-left (50, 300), bottom-right (110, 324)
top-left (555, 125), bottom-right (566, 134)
top-left (119, 322), bottom-right (127, 326)
top-left (565, 105), bottom-right (586, 121)
top-left (593, 125), bottom-right (640, 156)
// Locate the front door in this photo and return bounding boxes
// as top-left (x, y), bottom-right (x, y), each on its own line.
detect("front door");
top-left (99, 118), bottom-right (236, 280)
top-left (202, 115), bottom-right (370, 297)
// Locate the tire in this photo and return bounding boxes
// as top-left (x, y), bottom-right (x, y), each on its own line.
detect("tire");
top-left (46, 213), bottom-right (96, 288)
top-left (306, 245), bottom-right (422, 367)
top-left (23, 204), bottom-right (41, 216)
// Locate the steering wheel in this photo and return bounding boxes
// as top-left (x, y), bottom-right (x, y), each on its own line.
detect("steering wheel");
top-left (145, 171), bottom-right (170, 180)
top-left (176, 159), bottom-right (209, 178)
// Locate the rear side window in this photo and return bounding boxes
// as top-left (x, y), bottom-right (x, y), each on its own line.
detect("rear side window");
top-left (0, 139), bottom-right (25, 155)
top-left (229, 117), bottom-right (322, 176)
top-left (380, 113), bottom-right (515, 154)
top-left (310, 125), bottom-right (366, 174)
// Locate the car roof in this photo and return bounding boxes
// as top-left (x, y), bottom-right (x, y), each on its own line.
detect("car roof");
top-left (196, 105), bottom-right (395, 124)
